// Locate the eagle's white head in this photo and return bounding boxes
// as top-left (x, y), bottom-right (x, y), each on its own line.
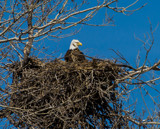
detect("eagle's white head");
top-left (69, 39), bottom-right (82, 50)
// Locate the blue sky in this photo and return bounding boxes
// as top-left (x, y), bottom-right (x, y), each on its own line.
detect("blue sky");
top-left (45, 0), bottom-right (160, 65)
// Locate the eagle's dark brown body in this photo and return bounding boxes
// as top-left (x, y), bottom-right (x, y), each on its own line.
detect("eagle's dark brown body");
top-left (64, 48), bottom-right (86, 62)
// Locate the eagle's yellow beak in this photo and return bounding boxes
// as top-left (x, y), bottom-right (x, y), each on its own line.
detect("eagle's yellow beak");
top-left (77, 42), bottom-right (82, 46)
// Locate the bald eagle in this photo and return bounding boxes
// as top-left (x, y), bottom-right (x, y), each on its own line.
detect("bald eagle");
top-left (65, 39), bottom-right (86, 62)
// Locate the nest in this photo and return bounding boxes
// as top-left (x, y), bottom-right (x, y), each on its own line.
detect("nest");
top-left (8, 57), bottom-right (124, 128)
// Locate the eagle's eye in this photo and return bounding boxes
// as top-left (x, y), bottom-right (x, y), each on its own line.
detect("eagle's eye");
top-left (73, 43), bottom-right (76, 47)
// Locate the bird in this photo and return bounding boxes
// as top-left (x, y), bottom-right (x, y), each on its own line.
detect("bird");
top-left (64, 39), bottom-right (86, 62)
